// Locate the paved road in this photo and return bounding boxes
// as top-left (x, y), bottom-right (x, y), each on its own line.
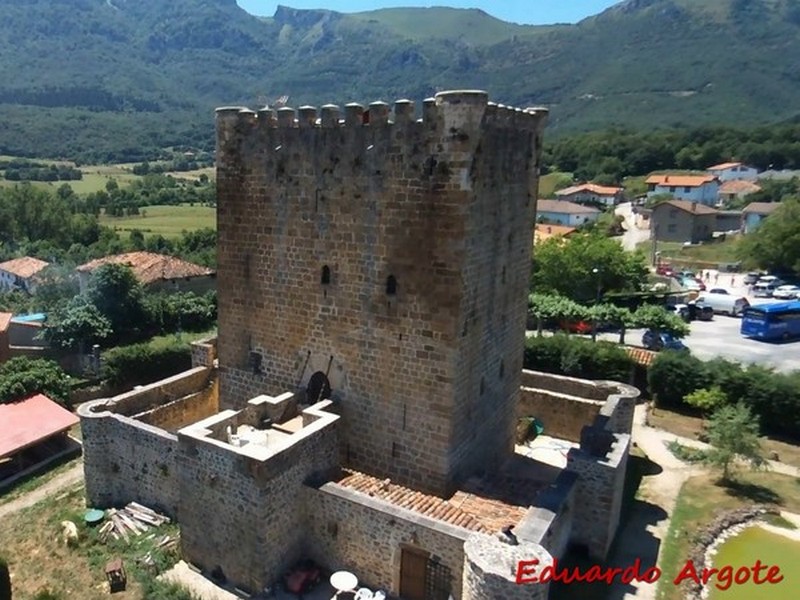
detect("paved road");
top-left (615, 202), bottom-right (651, 251)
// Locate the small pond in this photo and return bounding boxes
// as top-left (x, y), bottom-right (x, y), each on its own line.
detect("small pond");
top-left (707, 526), bottom-right (800, 600)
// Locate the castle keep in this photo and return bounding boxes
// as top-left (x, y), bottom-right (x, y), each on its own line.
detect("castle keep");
top-left (79, 91), bottom-right (638, 600)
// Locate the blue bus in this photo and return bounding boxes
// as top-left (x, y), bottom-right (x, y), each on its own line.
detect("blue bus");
top-left (740, 301), bottom-right (800, 341)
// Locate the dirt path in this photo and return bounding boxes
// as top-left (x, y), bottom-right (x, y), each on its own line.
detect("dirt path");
top-left (0, 461), bottom-right (84, 519)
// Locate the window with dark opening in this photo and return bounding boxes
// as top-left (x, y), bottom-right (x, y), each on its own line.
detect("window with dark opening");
top-left (386, 275), bottom-right (397, 295)
top-left (321, 265), bottom-right (331, 285)
top-left (499, 360), bottom-right (505, 379)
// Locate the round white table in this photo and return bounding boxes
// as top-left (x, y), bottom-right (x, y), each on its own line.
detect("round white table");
top-left (330, 570), bottom-right (358, 596)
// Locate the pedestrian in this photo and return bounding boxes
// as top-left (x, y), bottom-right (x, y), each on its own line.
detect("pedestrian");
top-left (714, 273), bottom-right (719, 285)
top-left (731, 275), bottom-right (736, 287)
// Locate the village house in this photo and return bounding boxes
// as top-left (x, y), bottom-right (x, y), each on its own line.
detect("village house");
top-left (75, 251), bottom-right (215, 294)
top-left (707, 161), bottom-right (759, 182)
top-left (741, 202), bottom-right (780, 234)
top-left (0, 256), bottom-right (49, 294)
top-left (536, 198), bottom-right (601, 226)
top-left (554, 183), bottom-right (624, 207)
top-left (650, 199), bottom-right (718, 243)
top-left (719, 180), bottom-right (762, 205)
top-left (645, 174), bottom-right (720, 206)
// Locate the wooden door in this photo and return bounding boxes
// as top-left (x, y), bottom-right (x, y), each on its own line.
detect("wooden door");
top-left (399, 548), bottom-right (428, 600)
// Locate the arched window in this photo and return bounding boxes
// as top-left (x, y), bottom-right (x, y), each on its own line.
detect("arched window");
top-left (386, 275), bottom-right (397, 296)
top-left (321, 265), bottom-right (331, 285)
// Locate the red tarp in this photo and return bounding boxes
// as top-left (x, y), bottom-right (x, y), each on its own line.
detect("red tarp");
top-left (0, 393), bottom-right (78, 458)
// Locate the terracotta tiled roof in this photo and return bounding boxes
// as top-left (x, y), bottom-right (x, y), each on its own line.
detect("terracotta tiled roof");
top-left (655, 200), bottom-right (718, 215)
top-left (645, 174), bottom-right (717, 187)
top-left (76, 252), bottom-right (214, 285)
top-left (0, 257), bottom-right (50, 279)
top-left (335, 469), bottom-right (538, 534)
top-left (0, 394), bottom-right (78, 458)
top-left (556, 183), bottom-right (623, 196)
top-left (720, 180), bottom-right (761, 195)
top-left (742, 202), bottom-right (780, 215)
top-left (625, 346), bottom-right (658, 367)
top-left (537, 199), bottom-right (601, 214)
top-left (707, 162), bottom-right (743, 171)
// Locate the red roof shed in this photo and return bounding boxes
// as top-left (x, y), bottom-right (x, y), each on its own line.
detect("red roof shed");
top-left (0, 394), bottom-right (78, 458)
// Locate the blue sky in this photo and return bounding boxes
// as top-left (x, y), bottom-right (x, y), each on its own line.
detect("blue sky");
top-left (236, 1), bottom-right (621, 25)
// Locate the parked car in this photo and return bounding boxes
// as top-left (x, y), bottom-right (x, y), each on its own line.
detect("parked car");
top-left (753, 279), bottom-right (783, 297)
top-left (687, 300), bottom-right (714, 321)
top-left (772, 285), bottom-right (800, 299)
top-left (642, 330), bottom-right (688, 352)
top-left (743, 272), bottom-right (762, 285)
top-left (697, 294), bottom-right (749, 317)
top-left (656, 264), bottom-right (674, 277)
top-left (708, 288), bottom-right (729, 295)
top-left (667, 304), bottom-right (691, 322)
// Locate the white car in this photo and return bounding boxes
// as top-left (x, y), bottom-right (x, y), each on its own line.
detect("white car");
top-left (772, 285), bottom-right (800, 299)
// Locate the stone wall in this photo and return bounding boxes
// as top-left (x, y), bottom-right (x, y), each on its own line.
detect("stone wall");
top-left (462, 533), bottom-right (552, 600)
top-left (102, 367), bottom-right (214, 417)
top-left (515, 470), bottom-right (578, 561)
top-left (305, 483), bottom-right (469, 599)
top-left (78, 406), bottom-right (179, 517)
top-left (135, 376), bottom-right (219, 432)
top-left (191, 337), bottom-right (217, 368)
top-left (177, 401), bottom-right (340, 594)
top-left (564, 432), bottom-right (630, 560)
top-left (520, 370), bottom-right (613, 401)
top-left (215, 92), bottom-right (547, 496)
top-left (518, 387), bottom-right (603, 442)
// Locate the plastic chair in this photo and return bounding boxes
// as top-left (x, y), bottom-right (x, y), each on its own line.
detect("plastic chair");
top-left (372, 592), bottom-right (386, 600)
top-left (354, 589), bottom-right (373, 600)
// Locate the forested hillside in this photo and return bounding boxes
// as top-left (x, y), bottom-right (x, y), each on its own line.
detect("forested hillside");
top-left (0, 0), bottom-right (798, 161)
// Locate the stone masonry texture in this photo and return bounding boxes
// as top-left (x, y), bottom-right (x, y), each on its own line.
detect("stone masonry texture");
top-left (215, 92), bottom-right (548, 496)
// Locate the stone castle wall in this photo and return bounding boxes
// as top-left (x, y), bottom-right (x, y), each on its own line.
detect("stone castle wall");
top-left (518, 387), bottom-right (603, 443)
top-left (177, 401), bottom-right (340, 594)
top-left (214, 91), bottom-right (547, 496)
top-left (305, 483), bottom-right (468, 598)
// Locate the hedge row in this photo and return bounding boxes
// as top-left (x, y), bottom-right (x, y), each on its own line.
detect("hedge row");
top-left (101, 339), bottom-right (192, 389)
top-left (524, 334), bottom-right (635, 383)
top-left (523, 334), bottom-right (800, 439)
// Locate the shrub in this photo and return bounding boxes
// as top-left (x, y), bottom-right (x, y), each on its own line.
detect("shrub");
top-left (101, 339), bottom-right (192, 388)
top-left (0, 357), bottom-right (72, 407)
top-left (524, 335), bottom-right (634, 382)
top-left (647, 350), bottom-right (706, 408)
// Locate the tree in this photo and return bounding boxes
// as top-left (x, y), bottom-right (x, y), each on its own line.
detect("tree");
top-left (87, 263), bottom-right (148, 340)
top-left (589, 303), bottom-right (633, 343)
top-left (704, 403), bottom-right (766, 482)
top-left (738, 197), bottom-right (800, 275)
top-left (531, 233), bottom-right (649, 303)
top-left (648, 350), bottom-right (706, 408)
top-left (528, 294), bottom-right (588, 336)
top-left (0, 357), bottom-right (71, 407)
top-left (631, 304), bottom-right (690, 337)
top-left (43, 296), bottom-right (113, 351)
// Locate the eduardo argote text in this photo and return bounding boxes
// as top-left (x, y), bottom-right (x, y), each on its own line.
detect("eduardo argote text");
top-left (515, 557), bottom-right (784, 590)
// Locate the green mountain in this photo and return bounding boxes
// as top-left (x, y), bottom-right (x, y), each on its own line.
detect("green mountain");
top-left (0, 0), bottom-right (798, 161)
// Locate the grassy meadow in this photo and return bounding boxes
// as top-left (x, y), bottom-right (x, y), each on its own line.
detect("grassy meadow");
top-left (100, 204), bottom-right (216, 239)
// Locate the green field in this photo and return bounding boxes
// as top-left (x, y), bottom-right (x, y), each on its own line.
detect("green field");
top-left (99, 204), bottom-right (216, 239)
top-left (539, 172), bottom-right (573, 198)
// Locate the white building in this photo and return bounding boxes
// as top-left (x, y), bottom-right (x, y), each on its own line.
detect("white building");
top-left (707, 162), bottom-right (759, 182)
top-left (555, 183), bottom-right (624, 207)
top-left (0, 257), bottom-right (50, 294)
top-left (645, 174), bottom-right (720, 206)
top-left (536, 199), bottom-right (601, 227)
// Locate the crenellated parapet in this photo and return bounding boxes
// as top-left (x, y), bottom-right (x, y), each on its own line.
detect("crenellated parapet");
top-left (215, 90), bottom-right (548, 160)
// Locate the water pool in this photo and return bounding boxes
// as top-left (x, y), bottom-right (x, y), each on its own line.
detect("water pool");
top-left (707, 525), bottom-right (800, 600)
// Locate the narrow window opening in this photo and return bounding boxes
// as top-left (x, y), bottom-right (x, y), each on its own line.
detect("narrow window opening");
top-left (321, 265), bottom-right (331, 285)
top-left (386, 275), bottom-right (397, 295)
top-left (499, 360), bottom-right (505, 379)
top-left (501, 266), bottom-right (506, 284)
top-left (480, 377), bottom-right (486, 395)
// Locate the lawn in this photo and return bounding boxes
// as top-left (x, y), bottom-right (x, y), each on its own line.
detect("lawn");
top-left (539, 171), bottom-right (573, 198)
top-left (657, 471), bottom-right (800, 600)
top-left (0, 486), bottom-right (192, 600)
top-left (637, 236), bottom-right (745, 268)
top-left (99, 204), bottom-right (216, 239)
top-left (0, 162), bottom-right (142, 194)
top-left (648, 407), bottom-right (800, 468)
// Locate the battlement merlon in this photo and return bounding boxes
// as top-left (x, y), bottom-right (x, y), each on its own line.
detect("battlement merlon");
top-left (214, 90), bottom-right (548, 155)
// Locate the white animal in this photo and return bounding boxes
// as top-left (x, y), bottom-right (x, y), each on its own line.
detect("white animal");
top-left (61, 520), bottom-right (79, 547)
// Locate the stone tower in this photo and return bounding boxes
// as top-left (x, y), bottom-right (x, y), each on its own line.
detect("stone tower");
top-left (215, 91), bottom-right (547, 496)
